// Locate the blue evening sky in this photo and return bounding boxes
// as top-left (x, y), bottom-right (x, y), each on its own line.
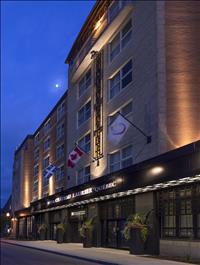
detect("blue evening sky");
top-left (1, 0), bottom-right (95, 207)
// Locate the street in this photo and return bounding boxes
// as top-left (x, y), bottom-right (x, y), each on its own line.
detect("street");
top-left (1, 242), bottom-right (104, 265)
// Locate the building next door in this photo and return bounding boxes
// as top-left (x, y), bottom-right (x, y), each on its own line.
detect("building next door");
top-left (106, 219), bottom-right (128, 249)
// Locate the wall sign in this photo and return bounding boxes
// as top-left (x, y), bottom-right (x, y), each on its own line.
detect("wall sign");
top-left (47, 181), bottom-right (117, 206)
top-left (71, 210), bottom-right (86, 217)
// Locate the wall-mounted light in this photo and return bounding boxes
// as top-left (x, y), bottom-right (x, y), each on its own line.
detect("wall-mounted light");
top-left (149, 166), bottom-right (164, 176)
top-left (6, 212), bottom-right (10, 217)
top-left (94, 16), bottom-right (104, 31)
top-left (116, 177), bottom-right (123, 184)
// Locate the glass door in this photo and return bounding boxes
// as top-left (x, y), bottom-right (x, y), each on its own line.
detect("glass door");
top-left (107, 220), bottom-right (118, 248)
top-left (106, 219), bottom-right (128, 249)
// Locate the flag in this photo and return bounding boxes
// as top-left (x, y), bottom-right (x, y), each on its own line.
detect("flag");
top-left (108, 113), bottom-right (130, 144)
top-left (43, 164), bottom-right (57, 179)
top-left (67, 146), bottom-right (84, 168)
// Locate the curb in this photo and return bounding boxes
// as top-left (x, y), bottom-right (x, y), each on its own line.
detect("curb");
top-left (1, 240), bottom-right (119, 265)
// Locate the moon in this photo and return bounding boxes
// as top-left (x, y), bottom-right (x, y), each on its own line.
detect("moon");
top-left (55, 84), bottom-right (59, 88)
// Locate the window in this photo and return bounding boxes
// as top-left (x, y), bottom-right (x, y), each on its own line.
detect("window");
top-left (34, 164), bottom-right (39, 177)
top-left (56, 165), bottom-right (65, 181)
top-left (109, 151), bottom-right (120, 173)
top-left (121, 145), bottom-right (133, 168)
top-left (43, 156), bottom-right (49, 169)
top-left (78, 69), bottom-right (91, 97)
top-left (110, 33), bottom-right (120, 62)
top-left (33, 180), bottom-right (38, 192)
top-left (34, 148), bottom-right (39, 163)
top-left (77, 166), bottom-right (90, 185)
top-left (109, 145), bottom-right (133, 173)
top-left (57, 123), bottom-right (65, 139)
top-left (34, 133), bottom-right (40, 146)
top-left (109, 59), bottom-right (132, 100)
top-left (78, 133), bottom-right (91, 153)
top-left (56, 144), bottom-right (64, 160)
top-left (121, 19), bottom-right (132, 48)
top-left (179, 189), bottom-right (193, 237)
top-left (109, 19), bottom-right (132, 62)
top-left (108, 0), bottom-right (120, 23)
top-left (159, 185), bottom-right (200, 239)
top-left (122, 59), bottom-right (132, 88)
top-left (44, 119), bottom-right (51, 135)
top-left (57, 101), bottom-right (65, 120)
top-left (78, 101), bottom-right (91, 127)
top-left (44, 138), bottom-right (50, 152)
top-left (109, 72), bottom-right (120, 99)
top-left (108, 101), bottom-right (132, 127)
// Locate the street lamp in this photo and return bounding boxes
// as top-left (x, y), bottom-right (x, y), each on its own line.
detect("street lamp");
top-left (6, 212), bottom-right (10, 217)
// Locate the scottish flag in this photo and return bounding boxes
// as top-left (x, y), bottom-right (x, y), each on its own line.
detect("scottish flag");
top-left (43, 164), bottom-right (57, 179)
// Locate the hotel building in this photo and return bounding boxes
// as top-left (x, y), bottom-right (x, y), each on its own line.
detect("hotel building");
top-left (11, 0), bottom-right (200, 260)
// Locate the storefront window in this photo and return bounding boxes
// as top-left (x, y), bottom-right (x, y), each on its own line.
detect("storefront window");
top-left (163, 201), bottom-right (176, 237)
top-left (179, 199), bottom-right (193, 237)
top-left (159, 184), bottom-right (199, 239)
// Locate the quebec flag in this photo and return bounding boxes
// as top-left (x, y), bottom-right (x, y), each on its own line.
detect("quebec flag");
top-left (43, 164), bottom-right (57, 179)
top-left (108, 114), bottom-right (130, 145)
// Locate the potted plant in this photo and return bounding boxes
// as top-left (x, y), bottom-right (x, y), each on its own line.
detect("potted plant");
top-left (79, 218), bottom-right (94, 248)
top-left (123, 213), bottom-right (149, 255)
top-left (38, 224), bottom-right (47, 240)
top-left (56, 223), bottom-right (65, 244)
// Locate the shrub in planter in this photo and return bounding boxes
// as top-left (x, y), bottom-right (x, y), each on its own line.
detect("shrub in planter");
top-left (38, 224), bottom-right (47, 240)
top-left (56, 223), bottom-right (65, 244)
top-left (123, 213), bottom-right (149, 255)
top-left (79, 218), bottom-right (94, 248)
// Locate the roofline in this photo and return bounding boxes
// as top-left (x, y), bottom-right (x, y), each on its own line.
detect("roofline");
top-left (15, 135), bottom-right (34, 155)
top-left (15, 90), bottom-right (68, 154)
top-left (65, 0), bottom-right (103, 64)
top-left (33, 89), bottom-right (68, 137)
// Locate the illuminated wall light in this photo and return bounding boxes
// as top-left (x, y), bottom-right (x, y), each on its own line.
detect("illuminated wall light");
top-left (49, 176), bottom-right (55, 196)
top-left (116, 177), bottom-right (123, 184)
top-left (23, 178), bottom-right (29, 208)
top-left (92, 158), bottom-right (106, 178)
top-left (6, 212), bottom-right (10, 217)
top-left (149, 166), bottom-right (164, 175)
top-left (94, 16), bottom-right (104, 31)
top-left (166, 7), bottom-right (200, 148)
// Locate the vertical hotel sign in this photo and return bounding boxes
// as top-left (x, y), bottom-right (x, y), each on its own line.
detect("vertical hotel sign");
top-left (93, 51), bottom-right (103, 163)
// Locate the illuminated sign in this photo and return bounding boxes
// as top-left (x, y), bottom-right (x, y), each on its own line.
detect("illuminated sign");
top-left (47, 181), bottom-right (117, 206)
top-left (71, 210), bottom-right (86, 217)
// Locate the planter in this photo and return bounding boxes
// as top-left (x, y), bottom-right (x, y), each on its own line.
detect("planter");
top-left (39, 230), bottom-right (46, 240)
top-left (129, 227), bottom-right (145, 255)
top-left (83, 230), bottom-right (93, 248)
top-left (56, 229), bottom-right (64, 244)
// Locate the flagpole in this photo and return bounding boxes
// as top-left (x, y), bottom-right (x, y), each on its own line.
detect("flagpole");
top-left (117, 112), bottom-right (151, 144)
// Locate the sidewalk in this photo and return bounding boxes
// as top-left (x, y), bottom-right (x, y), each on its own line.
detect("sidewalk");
top-left (1, 239), bottom-right (195, 265)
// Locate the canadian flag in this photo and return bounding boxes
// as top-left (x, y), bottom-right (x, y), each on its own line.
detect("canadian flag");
top-left (67, 146), bottom-right (84, 168)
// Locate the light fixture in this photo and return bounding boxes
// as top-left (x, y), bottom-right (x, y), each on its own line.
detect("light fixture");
top-left (149, 166), bottom-right (164, 175)
top-left (94, 16), bottom-right (104, 31)
top-left (6, 212), bottom-right (10, 217)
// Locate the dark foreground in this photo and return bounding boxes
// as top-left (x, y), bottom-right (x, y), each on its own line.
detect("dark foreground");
top-left (1, 242), bottom-right (102, 265)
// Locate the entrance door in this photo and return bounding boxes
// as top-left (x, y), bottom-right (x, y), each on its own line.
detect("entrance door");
top-left (106, 219), bottom-right (128, 249)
